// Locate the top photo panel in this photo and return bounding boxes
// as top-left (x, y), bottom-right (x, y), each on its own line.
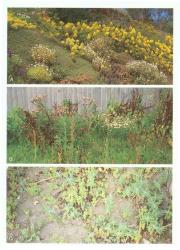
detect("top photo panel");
top-left (8, 8), bottom-right (173, 85)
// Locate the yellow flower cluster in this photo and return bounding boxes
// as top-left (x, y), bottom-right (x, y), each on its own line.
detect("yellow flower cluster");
top-left (36, 15), bottom-right (173, 74)
top-left (165, 35), bottom-right (173, 47)
top-left (109, 25), bottom-right (172, 74)
top-left (62, 37), bottom-right (85, 57)
top-left (8, 12), bottom-right (36, 29)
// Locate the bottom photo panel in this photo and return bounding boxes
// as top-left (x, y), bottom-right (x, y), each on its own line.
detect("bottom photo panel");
top-left (7, 167), bottom-right (172, 244)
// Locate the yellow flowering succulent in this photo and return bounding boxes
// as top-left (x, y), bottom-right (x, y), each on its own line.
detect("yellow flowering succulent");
top-left (8, 12), bottom-right (36, 29)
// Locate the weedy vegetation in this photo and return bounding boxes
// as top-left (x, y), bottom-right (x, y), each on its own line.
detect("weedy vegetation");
top-left (7, 89), bottom-right (172, 163)
top-left (7, 167), bottom-right (172, 243)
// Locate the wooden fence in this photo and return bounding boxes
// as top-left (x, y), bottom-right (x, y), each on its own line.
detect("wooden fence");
top-left (7, 87), bottom-right (166, 112)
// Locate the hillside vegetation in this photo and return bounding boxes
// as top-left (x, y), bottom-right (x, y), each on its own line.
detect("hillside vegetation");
top-left (8, 9), bottom-right (173, 84)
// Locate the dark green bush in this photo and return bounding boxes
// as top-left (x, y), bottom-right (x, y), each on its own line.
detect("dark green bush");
top-left (7, 107), bottom-right (26, 143)
top-left (48, 9), bottom-right (92, 22)
top-left (8, 54), bottom-right (25, 83)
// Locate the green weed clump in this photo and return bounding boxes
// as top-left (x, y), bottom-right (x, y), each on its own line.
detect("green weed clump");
top-left (27, 64), bottom-right (53, 83)
top-left (7, 168), bottom-right (25, 241)
top-left (7, 52), bottom-right (26, 83)
top-left (7, 107), bottom-right (26, 144)
top-left (7, 167), bottom-right (172, 243)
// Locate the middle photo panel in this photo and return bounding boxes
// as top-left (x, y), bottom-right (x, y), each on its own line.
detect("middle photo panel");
top-left (7, 87), bottom-right (172, 164)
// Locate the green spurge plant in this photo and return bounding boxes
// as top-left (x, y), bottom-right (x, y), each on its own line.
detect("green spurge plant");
top-left (27, 64), bottom-right (53, 83)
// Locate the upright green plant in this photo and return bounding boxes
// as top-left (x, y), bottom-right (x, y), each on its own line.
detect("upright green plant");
top-left (7, 107), bottom-right (26, 144)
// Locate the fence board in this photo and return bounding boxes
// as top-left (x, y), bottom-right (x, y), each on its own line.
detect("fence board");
top-left (7, 87), bottom-right (167, 112)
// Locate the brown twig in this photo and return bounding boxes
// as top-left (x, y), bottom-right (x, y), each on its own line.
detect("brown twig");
top-left (35, 176), bottom-right (58, 184)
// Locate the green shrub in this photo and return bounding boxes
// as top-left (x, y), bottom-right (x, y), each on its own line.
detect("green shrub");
top-left (52, 65), bottom-right (66, 81)
top-left (27, 64), bottom-right (53, 83)
top-left (8, 54), bottom-right (23, 82)
top-left (7, 107), bottom-right (26, 143)
top-left (49, 9), bottom-right (92, 23)
top-left (8, 54), bottom-right (22, 68)
top-left (31, 44), bottom-right (56, 65)
top-left (126, 60), bottom-right (168, 84)
top-left (138, 111), bottom-right (155, 128)
top-left (63, 99), bottom-right (71, 106)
